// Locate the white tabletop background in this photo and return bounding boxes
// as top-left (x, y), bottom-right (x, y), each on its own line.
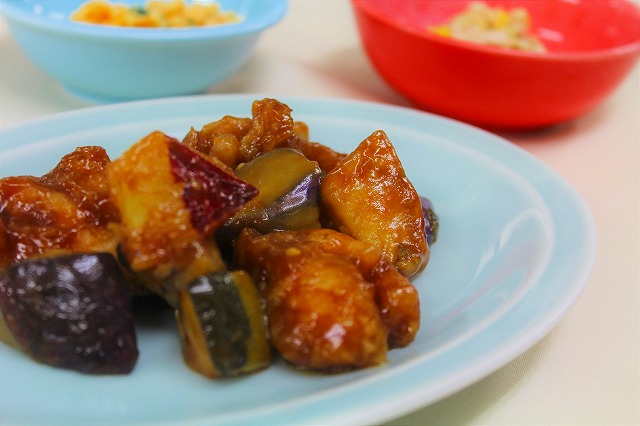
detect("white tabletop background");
top-left (1, 1), bottom-right (638, 425)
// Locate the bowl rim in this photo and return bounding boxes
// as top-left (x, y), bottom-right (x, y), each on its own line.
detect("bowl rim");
top-left (351, 0), bottom-right (640, 61)
top-left (0, 0), bottom-right (288, 41)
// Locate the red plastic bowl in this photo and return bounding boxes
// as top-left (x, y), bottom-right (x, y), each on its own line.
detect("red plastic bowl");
top-left (351, 0), bottom-right (640, 129)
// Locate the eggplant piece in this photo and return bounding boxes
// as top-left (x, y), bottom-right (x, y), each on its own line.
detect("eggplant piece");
top-left (0, 253), bottom-right (138, 374)
top-left (320, 130), bottom-right (429, 278)
top-left (420, 196), bottom-right (440, 246)
top-left (217, 148), bottom-right (322, 251)
top-left (177, 270), bottom-right (271, 378)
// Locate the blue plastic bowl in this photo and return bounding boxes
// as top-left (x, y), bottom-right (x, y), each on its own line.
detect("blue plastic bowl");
top-left (0, 0), bottom-right (288, 102)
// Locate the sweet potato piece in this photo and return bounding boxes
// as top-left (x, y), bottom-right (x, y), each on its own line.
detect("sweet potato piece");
top-left (0, 146), bottom-right (119, 269)
top-left (320, 130), bottom-right (429, 278)
top-left (108, 131), bottom-right (257, 306)
top-left (234, 228), bottom-right (420, 371)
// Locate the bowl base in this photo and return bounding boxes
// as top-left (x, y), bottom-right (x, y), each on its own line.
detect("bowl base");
top-left (61, 84), bottom-right (206, 104)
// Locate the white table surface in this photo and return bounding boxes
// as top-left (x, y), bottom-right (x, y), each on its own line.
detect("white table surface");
top-left (1, 1), bottom-right (638, 425)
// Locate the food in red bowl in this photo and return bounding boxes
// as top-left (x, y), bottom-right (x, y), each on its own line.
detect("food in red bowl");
top-left (351, 0), bottom-right (640, 129)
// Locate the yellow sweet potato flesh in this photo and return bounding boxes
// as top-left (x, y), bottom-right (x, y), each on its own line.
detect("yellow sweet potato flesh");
top-left (320, 130), bottom-right (429, 278)
top-left (108, 131), bottom-right (258, 305)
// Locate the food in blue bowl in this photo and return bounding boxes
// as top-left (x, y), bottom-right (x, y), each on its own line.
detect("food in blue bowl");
top-left (0, 0), bottom-right (288, 102)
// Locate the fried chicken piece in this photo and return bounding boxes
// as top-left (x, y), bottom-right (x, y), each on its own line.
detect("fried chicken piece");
top-left (284, 135), bottom-right (347, 174)
top-left (182, 98), bottom-right (295, 169)
top-left (287, 120), bottom-right (348, 173)
top-left (273, 227), bottom-right (422, 348)
top-left (233, 228), bottom-right (420, 371)
top-left (238, 98), bottom-right (295, 162)
top-left (183, 98), bottom-right (346, 173)
top-left (0, 146), bottom-right (120, 269)
top-left (182, 115), bottom-right (253, 169)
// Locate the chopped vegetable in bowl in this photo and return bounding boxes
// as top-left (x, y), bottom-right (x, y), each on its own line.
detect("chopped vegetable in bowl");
top-left (71, 0), bottom-right (242, 28)
top-left (429, 1), bottom-right (546, 52)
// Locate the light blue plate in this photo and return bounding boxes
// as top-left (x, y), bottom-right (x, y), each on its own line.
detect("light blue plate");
top-left (0, 96), bottom-right (595, 426)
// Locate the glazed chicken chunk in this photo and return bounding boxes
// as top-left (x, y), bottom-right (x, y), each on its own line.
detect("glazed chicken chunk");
top-left (234, 227), bottom-right (420, 371)
top-left (0, 146), bottom-right (120, 270)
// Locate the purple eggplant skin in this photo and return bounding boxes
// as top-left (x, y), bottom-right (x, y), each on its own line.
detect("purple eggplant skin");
top-left (216, 148), bottom-right (323, 252)
top-left (0, 253), bottom-right (139, 374)
top-left (420, 196), bottom-right (439, 246)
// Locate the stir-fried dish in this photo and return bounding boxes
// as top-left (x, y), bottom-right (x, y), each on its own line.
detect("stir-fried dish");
top-left (0, 98), bottom-right (439, 378)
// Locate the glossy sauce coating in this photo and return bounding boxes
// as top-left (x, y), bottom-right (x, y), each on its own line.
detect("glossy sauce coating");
top-left (108, 132), bottom-right (256, 305)
top-left (183, 98), bottom-right (346, 173)
top-left (0, 146), bottom-right (119, 269)
top-left (234, 228), bottom-right (420, 371)
top-left (321, 130), bottom-right (429, 278)
top-left (169, 140), bottom-right (258, 235)
top-left (0, 253), bottom-right (138, 374)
